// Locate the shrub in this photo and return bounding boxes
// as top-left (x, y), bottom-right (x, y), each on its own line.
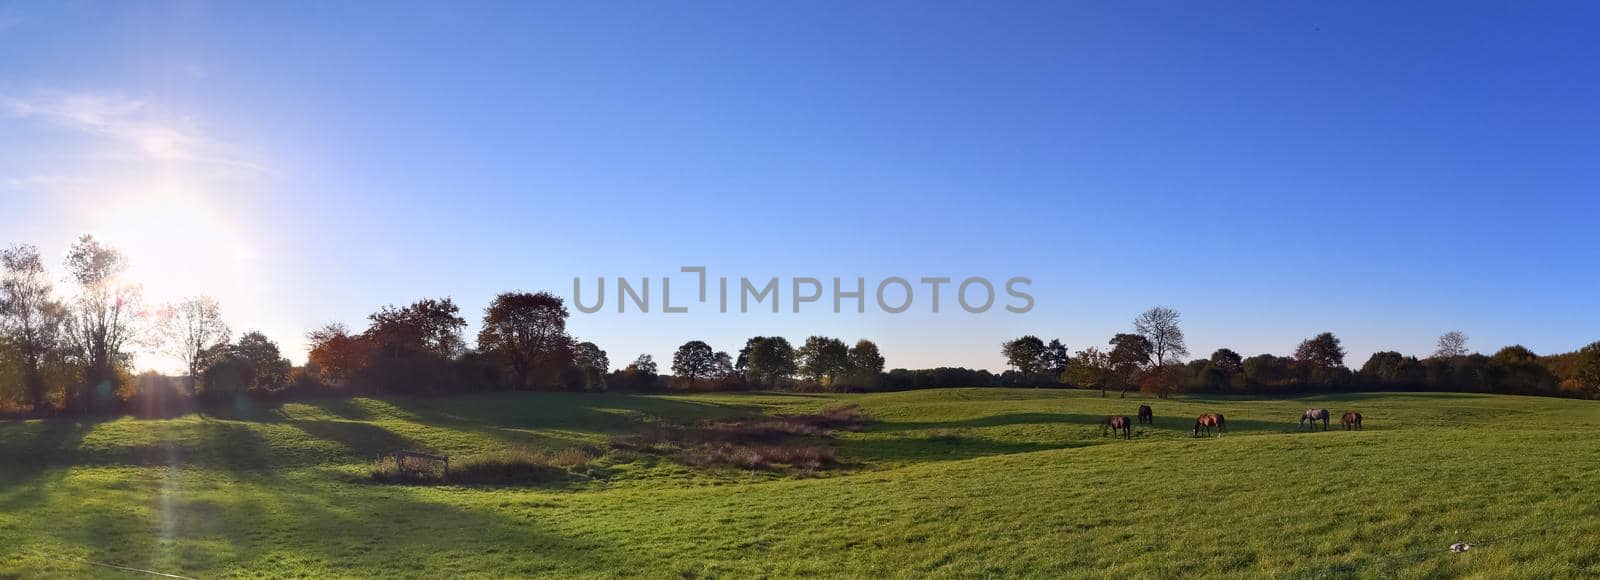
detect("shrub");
top-left (369, 446), bottom-right (597, 485)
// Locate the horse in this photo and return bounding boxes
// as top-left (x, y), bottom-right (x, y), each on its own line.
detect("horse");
top-left (1299, 408), bottom-right (1330, 431)
top-left (1137, 405), bottom-right (1153, 425)
top-left (1103, 415), bottom-right (1132, 439)
top-left (1193, 413), bottom-right (1225, 436)
top-left (1342, 411), bottom-right (1363, 430)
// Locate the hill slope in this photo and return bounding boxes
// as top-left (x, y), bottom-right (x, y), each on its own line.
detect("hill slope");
top-left (2, 389), bottom-right (1597, 577)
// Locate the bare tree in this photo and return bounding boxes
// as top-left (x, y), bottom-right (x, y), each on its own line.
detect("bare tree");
top-left (1, 244), bottom-right (67, 408)
top-left (1134, 306), bottom-right (1189, 366)
top-left (1435, 331), bottom-right (1469, 358)
top-left (62, 235), bottom-right (141, 410)
top-left (159, 295), bottom-right (231, 396)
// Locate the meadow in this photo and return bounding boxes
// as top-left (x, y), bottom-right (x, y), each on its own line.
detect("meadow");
top-left (1, 388), bottom-right (1597, 578)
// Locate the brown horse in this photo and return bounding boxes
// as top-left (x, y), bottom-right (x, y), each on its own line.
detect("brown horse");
top-left (1103, 415), bottom-right (1132, 439)
top-left (1193, 413), bottom-right (1225, 436)
top-left (1137, 405), bottom-right (1153, 424)
top-left (1342, 411), bottom-right (1363, 430)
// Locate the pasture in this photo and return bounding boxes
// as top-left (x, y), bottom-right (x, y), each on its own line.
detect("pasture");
top-left (1, 388), bottom-right (1597, 578)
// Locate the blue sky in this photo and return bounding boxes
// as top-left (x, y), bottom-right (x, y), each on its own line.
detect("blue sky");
top-left (2, 1), bottom-right (1598, 372)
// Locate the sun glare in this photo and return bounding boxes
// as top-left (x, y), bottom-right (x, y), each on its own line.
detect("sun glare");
top-left (81, 188), bottom-right (269, 371)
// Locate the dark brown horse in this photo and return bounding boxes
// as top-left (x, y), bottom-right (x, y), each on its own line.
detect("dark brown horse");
top-left (1137, 405), bottom-right (1153, 424)
top-left (1193, 413), bottom-right (1225, 436)
top-left (1342, 411), bottom-right (1363, 430)
top-left (1103, 415), bottom-right (1132, 439)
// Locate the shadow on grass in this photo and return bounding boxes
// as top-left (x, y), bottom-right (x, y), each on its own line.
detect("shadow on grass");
top-left (287, 420), bottom-right (419, 458)
top-left (839, 434), bottom-right (1091, 463)
top-left (3, 467), bottom-right (647, 577)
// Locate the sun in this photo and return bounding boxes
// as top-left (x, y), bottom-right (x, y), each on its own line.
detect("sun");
top-left (81, 187), bottom-right (269, 371)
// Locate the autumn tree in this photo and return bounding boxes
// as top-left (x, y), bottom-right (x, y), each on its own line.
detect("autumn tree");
top-left (1138, 364), bottom-right (1186, 399)
top-left (1066, 346), bottom-right (1114, 396)
top-left (0, 244), bottom-right (66, 408)
top-left (672, 340), bottom-right (718, 388)
top-left (1134, 306), bottom-right (1188, 366)
top-left (306, 323), bottom-right (370, 386)
top-left (158, 295), bottom-right (231, 396)
top-left (1572, 341), bottom-right (1600, 398)
top-left (610, 354), bottom-right (659, 392)
top-left (62, 235), bottom-right (141, 410)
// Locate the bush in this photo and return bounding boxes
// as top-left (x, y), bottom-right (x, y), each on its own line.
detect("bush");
top-left (370, 447), bottom-right (598, 485)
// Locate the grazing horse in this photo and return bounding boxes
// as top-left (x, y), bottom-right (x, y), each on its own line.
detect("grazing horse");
top-left (1342, 411), bottom-right (1363, 430)
top-left (1193, 413), bottom-right (1224, 436)
top-left (1137, 405), bottom-right (1154, 425)
top-left (1103, 415), bottom-right (1132, 439)
top-left (1299, 408), bottom-right (1330, 431)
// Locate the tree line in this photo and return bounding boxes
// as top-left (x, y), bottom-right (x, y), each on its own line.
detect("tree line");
top-left (4, 238), bottom-right (1599, 417)
top-left (1000, 307), bottom-right (1600, 400)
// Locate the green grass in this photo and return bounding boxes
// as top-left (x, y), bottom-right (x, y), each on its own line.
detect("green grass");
top-left (2, 388), bottom-right (1598, 578)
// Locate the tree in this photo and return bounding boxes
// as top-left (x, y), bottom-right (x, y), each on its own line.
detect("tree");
top-left (306, 323), bottom-right (370, 386)
top-left (1209, 348), bottom-right (1244, 377)
top-left (672, 340), bottom-right (718, 388)
top-left (845, 339), bottom-right (886, 388)
top-left (1243, 354), bottom-right (1293, 386)
top-left (574, 341), bottom-right (609, 373)
top-left (369, 297), bottom-right (466, 359)
top-left (477, 292), bottom-right (572, 387)
top-left (158, 295), bottom-right (231, 396)
top-left (1435, 331), bottom-right (1469, 358)
top-left (610, 354), bottom-right (659, 392)
top-left (1108, 333), bottom-right (1153, 371)
top-left (230, 330), bottom-right (291, 393)
top-left (1294, 332), bottom-right (1348, 386)
top-left (1133, 306), bottom-right (1189, 366)
top-left (1489, 345), bottom-right (1555, 394)
top-left (712, 351), bottom-right (737, 380)
top-left (1066, 347), bottom-right (1113, 396)
top-left (1, 244), bottom-right (66, 407)
top-left (630, 354), bottom-right (658, 375)
top-left (1042, 339), bottom-right (1071, 379)
top-left (737, 336), bottom-right (797, 387)
top-left (62, 235), bottom-right (141, 410)
top-left (1294, 332), bottom-right (1346, 370)
top-left (797, 336), bottom-right (851, 386)
top-left (1139, 365), bottom-right (1186, 399)
top-left (1000, 335), bottom-right (1047, 376)
top-left (1572, 341), bottom-right (1600, 398)
top-left (1358, 351), bottom-right (1423, 386)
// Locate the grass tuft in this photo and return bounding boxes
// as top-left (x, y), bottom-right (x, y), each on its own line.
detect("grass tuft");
top-left (612, 405), bottom-right (865, 472)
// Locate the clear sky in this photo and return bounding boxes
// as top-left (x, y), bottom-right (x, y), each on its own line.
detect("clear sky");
top-left (2, 1), bottom-right (1597, 373)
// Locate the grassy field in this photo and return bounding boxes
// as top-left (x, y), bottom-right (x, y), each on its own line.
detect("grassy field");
top-left (2, 388), bottom-right (1597, 578)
